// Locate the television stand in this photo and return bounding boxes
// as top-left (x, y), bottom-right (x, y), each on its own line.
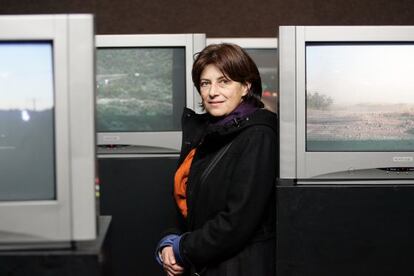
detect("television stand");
top-left (0, 216), bottom-right (111, 276)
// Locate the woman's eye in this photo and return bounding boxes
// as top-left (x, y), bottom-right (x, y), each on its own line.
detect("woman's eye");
top-left (200, 81), bottom-right (209, 87)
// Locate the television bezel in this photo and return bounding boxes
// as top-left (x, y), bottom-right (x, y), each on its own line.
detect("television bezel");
top-left (279, 26), bottom-right (414, 182)
top-left (95, 34), bottom-right (206, 155)
top-left (0, 14), bottom-right (96, 245)
top-left (206, 37), bottom-right (278, 48)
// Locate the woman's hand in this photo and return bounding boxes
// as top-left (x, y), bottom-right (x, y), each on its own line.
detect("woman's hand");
top-left (161, 246), bottom-right (185, 276)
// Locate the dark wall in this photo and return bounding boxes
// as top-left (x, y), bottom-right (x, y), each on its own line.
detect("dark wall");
top-left (1, 0), bottom-right (414, 36)
top-left (0, 0), bottom-right (95, 15)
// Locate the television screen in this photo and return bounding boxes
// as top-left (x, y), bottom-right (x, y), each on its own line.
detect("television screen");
top-left (96, 47), bottom-right (186, 133)
top-left (0, 41), bottom-right (55, 201)
top-left (306, 43), bottom-right (414, 152)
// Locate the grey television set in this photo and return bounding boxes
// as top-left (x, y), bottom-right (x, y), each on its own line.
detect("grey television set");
top-left (96, 34), bottom-right (206, 154)
top-left (206, 38), bottom-right (279, 113)
top-left (279, 26), bottom-right (414, 183)
top-left (0, 14), bottom-right (97, 248)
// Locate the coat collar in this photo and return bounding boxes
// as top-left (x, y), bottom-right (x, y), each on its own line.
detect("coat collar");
top-left (182, 107), bottom-right (278, 138)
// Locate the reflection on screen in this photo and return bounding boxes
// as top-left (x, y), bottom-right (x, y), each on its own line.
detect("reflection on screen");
top-left (96, 47), bottom-right (186, 132)
top-left (306, 43), bottom-right (414, 151)
top-left (245, 49), bottom-right (278, 113)
top-left (0, 42), bottom-right (55, 200)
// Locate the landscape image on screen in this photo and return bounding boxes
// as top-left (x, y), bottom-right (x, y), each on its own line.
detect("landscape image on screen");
top-left (306, 43), bottom-right (414, 151)
top-left (0, 42), bottom-right (55, 200)
top-left (96, 47), bottom-right (185, 132)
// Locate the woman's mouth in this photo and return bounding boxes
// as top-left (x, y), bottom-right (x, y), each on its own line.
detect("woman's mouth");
top-left (208, 101), bottom-right (224, 106)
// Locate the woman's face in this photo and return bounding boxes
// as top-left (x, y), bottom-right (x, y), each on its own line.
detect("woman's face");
top-left (199, 64), bottom-right (249, 117)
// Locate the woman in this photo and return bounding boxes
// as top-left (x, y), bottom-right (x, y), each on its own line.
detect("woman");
top-left (156, 43), bottom-right (277, 276)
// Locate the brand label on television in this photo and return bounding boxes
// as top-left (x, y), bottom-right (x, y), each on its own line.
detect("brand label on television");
top-left (393, 156), bottom-right (414, 162)
top-left (103, 135), bottom-right (121, 142)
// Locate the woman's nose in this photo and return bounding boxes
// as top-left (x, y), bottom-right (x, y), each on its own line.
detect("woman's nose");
top-left (208, 82), bottom-right (219, 97)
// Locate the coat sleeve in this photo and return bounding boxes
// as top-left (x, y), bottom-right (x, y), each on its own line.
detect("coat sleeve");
top-left (179, 126), bottom-right (277, 267)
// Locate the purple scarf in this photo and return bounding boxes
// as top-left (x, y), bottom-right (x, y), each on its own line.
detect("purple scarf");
top-left (210, 102), bottom-right (258, 126)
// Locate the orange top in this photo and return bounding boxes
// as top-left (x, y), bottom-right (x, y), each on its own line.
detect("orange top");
top-left (174, 148), bottom-right (196, 218)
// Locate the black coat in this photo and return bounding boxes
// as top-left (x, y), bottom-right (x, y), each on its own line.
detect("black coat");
top-left (173, 107), bottom-right (277, 276)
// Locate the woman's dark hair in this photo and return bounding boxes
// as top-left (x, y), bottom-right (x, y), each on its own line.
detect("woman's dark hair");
top-left (192, 43), bottom-right (264, 108)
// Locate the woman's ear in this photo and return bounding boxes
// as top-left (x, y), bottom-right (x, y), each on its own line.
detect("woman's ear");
top-left (243, 82), bottom-right (251, 96)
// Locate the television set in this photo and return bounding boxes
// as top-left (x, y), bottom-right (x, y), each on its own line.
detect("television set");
top-left (207, 38), bottom-right (279, 113)
top-left (96, 34), bottom-right (206, 155)
top-left (279, 26), bottom-right (414, 183)
top-left (0, 14), bottom-right (97, 248)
